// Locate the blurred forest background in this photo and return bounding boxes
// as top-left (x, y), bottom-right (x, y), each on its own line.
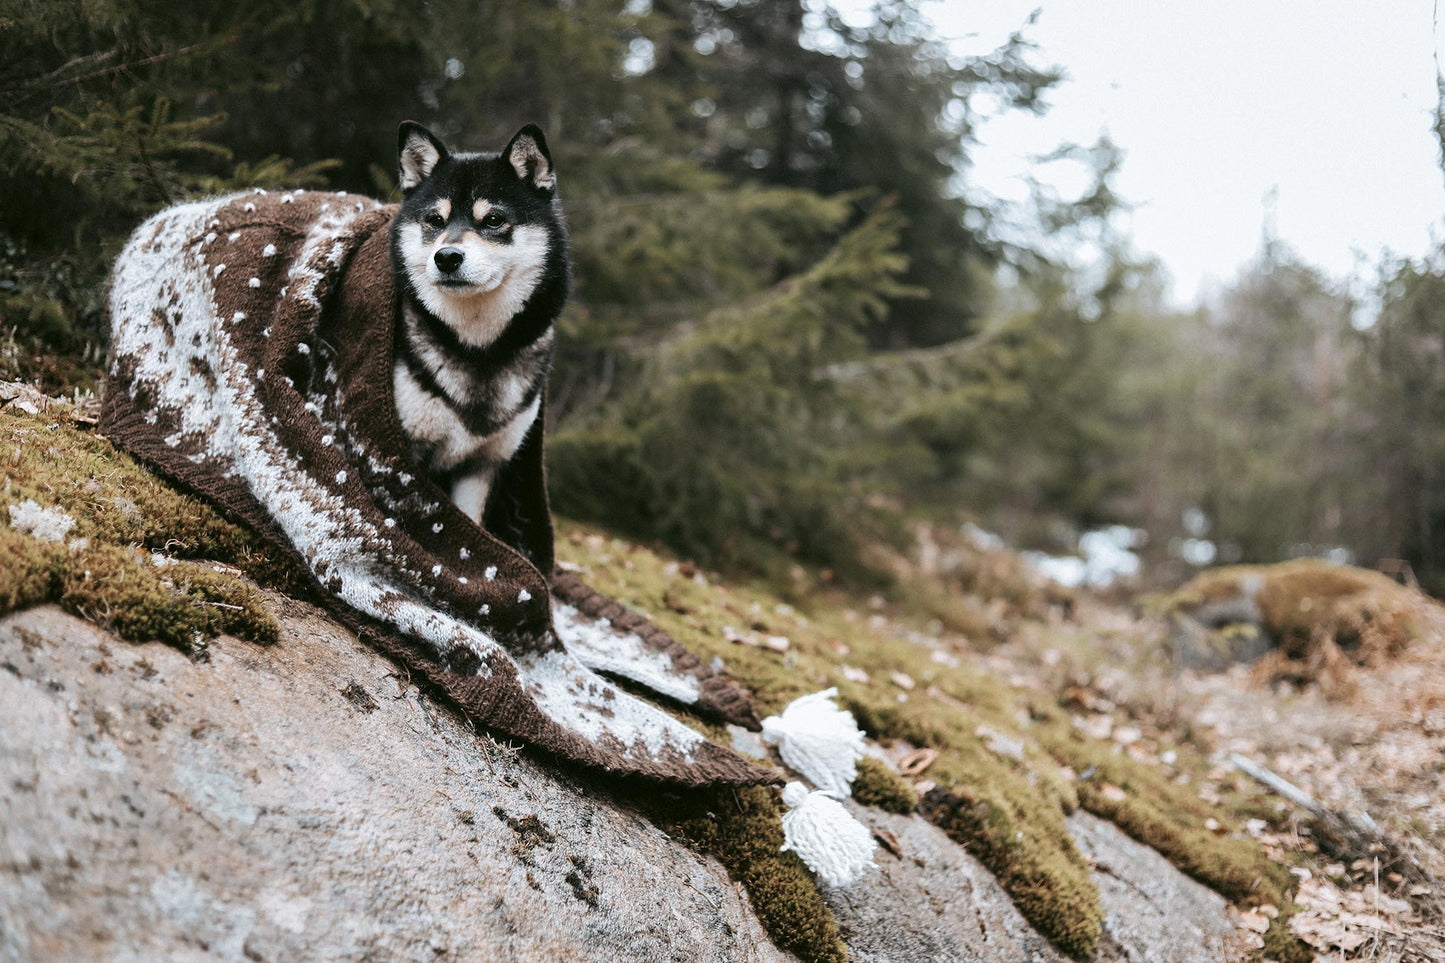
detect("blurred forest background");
top-left (1, 0), bottom-right (1441, 596)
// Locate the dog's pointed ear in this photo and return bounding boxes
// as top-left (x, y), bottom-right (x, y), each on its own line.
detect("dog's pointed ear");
top-left (505, 124), bottom-right (556, 194)
top-left (398, 121), bottom-right (446, 191)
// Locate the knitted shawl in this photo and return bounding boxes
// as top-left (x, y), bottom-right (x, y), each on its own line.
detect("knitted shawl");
top-left (101, 189), bottom-right (768, 787)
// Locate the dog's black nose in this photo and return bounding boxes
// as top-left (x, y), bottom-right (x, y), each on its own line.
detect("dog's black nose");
top-left (434, 247), bottom-right (464, 273)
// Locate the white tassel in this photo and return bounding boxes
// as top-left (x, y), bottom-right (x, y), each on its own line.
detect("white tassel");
top-left (780, 782), bottom-right (876, 888)
top-left (760, 687), bottom-right (866, 796)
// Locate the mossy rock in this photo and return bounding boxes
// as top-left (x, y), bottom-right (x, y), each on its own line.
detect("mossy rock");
top-left (920, 786), bottom-right (1101, 958)
top-left (554, 521), bottom-right (1303, 962)
top-left (0, 407), bottom-right (1297, 962)
top-left (557, 524), bottom-right (1111, 957)
top-left (645, 784), bottom-right (847, 963)
top-left (0, 407), bottom-right (295, 655)
top-left (1036, 716), bottom-right (1292, 904)
top-left (846, 697), bottom-right (1101, 958)
top-left (1169, 559), bottom-right (1438, 677)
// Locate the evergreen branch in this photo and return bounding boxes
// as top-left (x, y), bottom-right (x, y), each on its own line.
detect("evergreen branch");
top-left (50, 39), bottom-right (227, 90)
top-left (0, 49), bottom-right (117, 96)
top-left (135, 130), bottom-right (171, 206)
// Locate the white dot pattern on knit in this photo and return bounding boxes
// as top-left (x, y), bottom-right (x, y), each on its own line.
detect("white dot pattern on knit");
top-left (105, 192), bottom-right (718, 770)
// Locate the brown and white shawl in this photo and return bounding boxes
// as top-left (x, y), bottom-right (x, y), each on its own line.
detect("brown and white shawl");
top-left (101, 189), bottom-right (767, 787)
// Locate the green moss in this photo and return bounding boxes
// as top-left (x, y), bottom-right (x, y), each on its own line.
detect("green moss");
top-left (0, 408), bottom-right (290, 654)
top-left (1, 410), bottom-right (301, 586)
top-left (557, 522), bottom-right (1106, 958)
top-left (851, 756), bottom-right (916, 814)
top-left (0, 523), bottom-right (59, 610)
top-left (1039, 722), bottom-right (1291, 910)
top-left (554, 520), bottom-right (1300, 961)
top-left (63, 543), bottom-right (277, 653)
top-left (647, 785), bottom-right (847, 963)
top-left (1259, 908), bottom-right (1313, 963)
top-left (848, 698), bottom-right (1101, 958)
top-left (921, 786), bottom-right (1101, 958)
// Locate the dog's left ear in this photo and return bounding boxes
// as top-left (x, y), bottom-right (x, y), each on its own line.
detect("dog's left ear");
top-left (505, 124), bottom-right (556, 194)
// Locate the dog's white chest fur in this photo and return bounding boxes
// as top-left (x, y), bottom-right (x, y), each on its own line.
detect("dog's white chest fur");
top-left (393, 351), bottom-right (542, 520)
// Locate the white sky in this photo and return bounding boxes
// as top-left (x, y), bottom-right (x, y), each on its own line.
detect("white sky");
top-left (884, 1), bottom-right (1445, 305)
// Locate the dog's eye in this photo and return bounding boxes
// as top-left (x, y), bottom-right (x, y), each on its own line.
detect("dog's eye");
top-left (425, 211), bottom-right (446, 229)
top-left (481, 211), bottom-right (509, 229)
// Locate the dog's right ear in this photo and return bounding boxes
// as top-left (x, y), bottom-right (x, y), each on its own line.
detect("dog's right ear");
top-left (398, 121), bottom-right (446, 191)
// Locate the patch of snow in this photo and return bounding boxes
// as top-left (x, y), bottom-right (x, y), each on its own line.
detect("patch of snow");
top-left (963, 522), bottom-right (1004, 551)
top-left (1179, 538), bottom-right (1217, 567)
top-left (1026, 525), bottom-right (1143, 588)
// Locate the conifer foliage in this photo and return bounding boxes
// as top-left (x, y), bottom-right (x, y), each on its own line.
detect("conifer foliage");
top-left (4, 0), bottom-right (1435, 593)
top-left (2, 0), bottom-right (1083, 581)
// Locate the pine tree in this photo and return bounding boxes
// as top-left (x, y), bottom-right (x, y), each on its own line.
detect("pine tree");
top-left (1355, 256), bottom-right (1445, 593)
top-left (682, 0), bottom-right (1062, 347)
top-left (548, 204), bottom-right (915, 576)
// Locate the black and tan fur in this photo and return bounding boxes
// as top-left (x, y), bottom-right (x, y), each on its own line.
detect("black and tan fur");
top-left (390, 121), bottom-right (569, 523)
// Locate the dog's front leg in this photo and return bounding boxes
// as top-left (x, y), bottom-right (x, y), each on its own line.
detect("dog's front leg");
top-left (451, 469), bottom-right (494, 524)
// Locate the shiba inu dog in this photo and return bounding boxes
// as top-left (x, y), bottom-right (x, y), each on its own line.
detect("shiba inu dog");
top-left (390, 121), bottom-right (569, 523)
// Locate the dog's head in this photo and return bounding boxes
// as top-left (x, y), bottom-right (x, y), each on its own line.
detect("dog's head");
top-left (391, 121), bottom-right (566, 345)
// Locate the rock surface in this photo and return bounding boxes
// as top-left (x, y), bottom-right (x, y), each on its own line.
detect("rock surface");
top-left (1067, 811), bottom-right (1250, 962)
top-left (830, 806), bottom-right (1249, 963)
top-left (0, 603), bottom-right (786, 963)
top-left (1, 601), bottom-right (1250, 962)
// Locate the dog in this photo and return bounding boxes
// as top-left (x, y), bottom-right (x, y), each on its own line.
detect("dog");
top-left (389, 121), bottom-right (569, 524)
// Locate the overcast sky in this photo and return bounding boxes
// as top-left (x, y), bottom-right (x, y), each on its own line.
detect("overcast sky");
top-left (876, 1), bottom-right (1445, 306)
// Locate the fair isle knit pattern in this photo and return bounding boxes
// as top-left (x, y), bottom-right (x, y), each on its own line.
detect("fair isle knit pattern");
top-left (101, 189), bottom-right (768, 787)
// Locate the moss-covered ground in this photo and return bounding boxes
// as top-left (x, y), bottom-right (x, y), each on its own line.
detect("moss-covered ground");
top-left (553, 523), bottom-right (1300, 961)
top-left (850, 756), bottom-right (917, 814)
top-left (0, 406), bottom-right (298, 655)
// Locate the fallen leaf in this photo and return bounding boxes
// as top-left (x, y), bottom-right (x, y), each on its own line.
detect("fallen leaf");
top-left (1099, 783), bottom-right (1127, 803)
top-left (1234, 909), bottom-right (1270, 934)
top-left (974, 724), bottom-right (1025, 762)
top-left (897, 748), bottom-right (938, 776)
top-left (1112, 725), bottom-right (1142, 746)
top-left (873, 828), bottom-right (904, 859)
top-left (762, 635), bottom-right (791, 653)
